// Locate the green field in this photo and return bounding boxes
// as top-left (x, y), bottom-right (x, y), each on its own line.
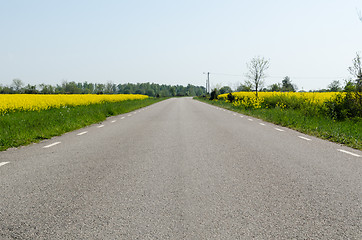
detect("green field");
top-left (0, 98), bottom-right (165, 151)
top-left (196, 97), bottom-right (362, 150)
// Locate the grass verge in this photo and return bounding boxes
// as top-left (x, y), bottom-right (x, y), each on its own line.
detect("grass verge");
top-left (195, 97), bottom-right (362, 150)
top-left (0, 98), bottom-right (165, 151)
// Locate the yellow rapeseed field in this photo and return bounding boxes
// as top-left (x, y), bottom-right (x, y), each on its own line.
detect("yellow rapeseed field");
top-left (218, 92), bottom-right (340, 109)
top-left (0, 94), bottom-right (148, 115)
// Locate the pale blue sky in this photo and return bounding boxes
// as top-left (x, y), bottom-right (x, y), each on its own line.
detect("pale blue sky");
top-left (1, 0), bottom-right (361, 91)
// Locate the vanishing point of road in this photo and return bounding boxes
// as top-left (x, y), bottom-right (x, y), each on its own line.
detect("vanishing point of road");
top-left (1, 98), bottom-right (361, 239)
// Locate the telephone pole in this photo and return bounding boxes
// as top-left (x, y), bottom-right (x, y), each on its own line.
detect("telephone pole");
top-left (203, 72), bottom-right (210, 94)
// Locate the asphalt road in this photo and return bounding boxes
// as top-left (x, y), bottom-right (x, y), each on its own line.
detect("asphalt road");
top-left (1, 97), bottom-right (361, 239)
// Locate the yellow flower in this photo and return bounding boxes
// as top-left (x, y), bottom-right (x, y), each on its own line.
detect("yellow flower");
top-left (0, 94), bottom-right (148, 115)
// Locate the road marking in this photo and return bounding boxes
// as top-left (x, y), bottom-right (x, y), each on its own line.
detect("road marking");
top-left (111, 120), bottom-right (116, 123)
top-left (223, 110), bottom-right (226, 112)
top-left (337, 149), bottom-right (361, 157)
top-left (77, 131), bottom-right (88, 136)
top-left (0, 162), bottom-right (9, 167)
top-left (127, 114), bottom-right (132, 117)
top-left (274, 128), bottom-right (284, 132)
top-left (259, 123), bottom-right (266, 126)
top-left (233, 113), bottom-right (237, 116)
top-left (133, 112), bottom-right (137, 114)
top-left (97, 125), bottom-right (105, 128)
top-left (248, 119), bottom-right (253, 121)
top-left (298, 136), bottom-right (311, 141)
top-left (121, 117), bottom-right (125, 119)
top-left (43, 142), bottom-right (61, 148)
top-left (240, 116), bottom-right (244, 118)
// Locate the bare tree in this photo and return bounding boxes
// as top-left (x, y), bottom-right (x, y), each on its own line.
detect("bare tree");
top-left (245, 56), bottom-right (270, 97)
top-left (12, 78), bottom-right (24, 92)
top-left (348, 52), bottom-right (362, 92)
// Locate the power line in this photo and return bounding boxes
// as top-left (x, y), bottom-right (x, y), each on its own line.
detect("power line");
top-left (268, 76), bottom-right (346, 79)
top-left (209, 72), bottom-right (242, 77)
top-left (204, 72), bottom-right (346, 79)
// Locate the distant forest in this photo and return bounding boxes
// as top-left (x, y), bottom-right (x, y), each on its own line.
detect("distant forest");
top-left (0, 80), bottom-right (206, 97)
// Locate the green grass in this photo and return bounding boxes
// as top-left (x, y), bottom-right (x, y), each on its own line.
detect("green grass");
top-left (195, 97), bottom-right (362, 150)
top-left (0, 98), bottom-right (166, 151)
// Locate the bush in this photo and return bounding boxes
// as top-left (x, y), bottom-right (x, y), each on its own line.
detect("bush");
top-left (227, 93), bottom-right (235, 103)
top-left (325, 92), bottom-right (362, 120)
top-left (209, 89), bottom-right (219, 100)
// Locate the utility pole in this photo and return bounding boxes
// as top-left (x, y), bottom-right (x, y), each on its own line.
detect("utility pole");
top-left (204, 72), bottom-right (210, 94)
top-left (207, 72), bottom-right (210, 94)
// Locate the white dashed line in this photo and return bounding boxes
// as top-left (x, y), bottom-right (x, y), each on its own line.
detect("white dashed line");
top-left (111, 120), bottom-right (116, 123)
top-left (121, 117), bottom-right (125, 119)
top-left (127, 114), bottom-right (132, 117)
top-left (337, 149), bottom-right (361, 157)
top-left (240, 116), bottom-right (244, 118)
top-left (298, 136), bottom-right (311, 141)
top-left (77, 131), bottom-right (88, 136)
top-left (274, 128), bottom-right (284, 132)
top-left (259, 123), bottom-right (266, 126)
top-left (0, 162), bottom-right (9, 168)
top-left (43, 142), bottom-right (61, 148)
top-left (233, 113), bottom-right (237, 116)
top-left (248, 119), bottom-right (253, 121)
top-left (97, 125), bottom-right (105, 128)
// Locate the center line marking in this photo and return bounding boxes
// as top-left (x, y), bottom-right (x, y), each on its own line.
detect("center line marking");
top-left (97, 125), bottom-right (104, 128)
top-left (233, 113), bottom-right (237, 116)
top-left (259, 123), bottom-right (266, 126)
top-left (337, 149), bottom-right (361, 157)
top-left (248, 119), bottom-right (253, 121)
top-left (240, 116), bottom-right (244, 118)
top-left (111, 120), bottom-right (116, 123)
top-left (43, 142), bottom-right (61, 148)
top-left (298, 136), bottom-right (311, 141)
top-left (121, 117), bottom-right (125, 119)
top-left (274, 128), bottom-right (284, 132)
top-left (0, 162), bottom-right (9, 167)
top-left (127, 114), bottom-right (132, 117)
top-left (77, 131), bottom-right (88, 136)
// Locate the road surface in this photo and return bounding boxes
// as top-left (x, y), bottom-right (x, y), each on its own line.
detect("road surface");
top-left (1, 97), bottom-right (361, 239)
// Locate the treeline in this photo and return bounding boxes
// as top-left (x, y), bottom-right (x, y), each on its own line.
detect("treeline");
top-left (0, 80), bottom-right (206, 97)
top-left (217, 77), bottom-right (354, 95)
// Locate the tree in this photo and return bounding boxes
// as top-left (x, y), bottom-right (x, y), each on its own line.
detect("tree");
top-left (24, 84), bottom-right (38, 94)
top-left (344, 53), bottom-right (362, 118)
top-left (145, 89), bottom-right (155, 97)
top-left (237, 82), bottom-right (252, 92)
top-left (344, 79), bottom-right (355, 92)
top-left (105, 81), bottom-right (116, 94)
top-left (95, 83), bottom-right (105, 94)
top-left (268, 83), bottom-right (281, 92)
top-left (245, 56), bottom-right (270, 97)
top-left (39, 83), bottom-right (54, 94)
top-left (219, 86), bottom-right (232, 94)
top-left (209, 88), bottom-right (218, 100)
top-left (348, 52), bottom-right (362, 92)
top-left (281, 76), bottom-right (297, 92)
top-left (170, 86), bottom-right (176, 96)
top-left (12, 78), bottom-right (24, 92)
top-left (327, 80), bottom-right (341, 92)
top-left (62, 81), bottom-right (81, 94)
